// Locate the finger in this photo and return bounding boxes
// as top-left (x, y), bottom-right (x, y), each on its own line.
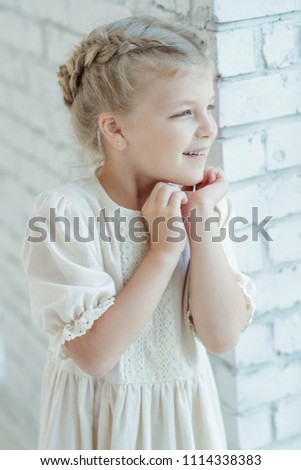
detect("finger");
top-left (156, 185), bottom-right (183, 207)
top-left (168, 190), bottom-right (188, 212)
top-left (211, 167), bottom-right (225, 181)
top-left (148, 181), bottom-right (166, 202)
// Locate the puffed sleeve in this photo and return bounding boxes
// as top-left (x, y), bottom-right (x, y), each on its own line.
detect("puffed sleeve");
top-left (187, 194), bottom-right (257, 339)
top-left (20, 191), bottom-right (116, 359)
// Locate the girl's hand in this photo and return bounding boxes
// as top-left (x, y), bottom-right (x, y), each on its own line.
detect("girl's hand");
top-left (181, 166), bottom-right (229, 217)
top-left (141, 182), bottom-right (188, 258)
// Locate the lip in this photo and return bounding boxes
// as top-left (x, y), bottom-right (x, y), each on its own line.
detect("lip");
top-left (182, 148), bottom-right (208, 160)
top-left (183, 148), bottom-right (209, 153)
top-left (182, 152), bottom-right (207, 160)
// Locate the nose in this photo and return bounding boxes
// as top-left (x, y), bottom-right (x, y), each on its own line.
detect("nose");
top-left (195, 113), bottom-right (217, 139)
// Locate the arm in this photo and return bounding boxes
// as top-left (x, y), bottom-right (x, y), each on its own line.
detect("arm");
top-left (65, 250), bottom-right (179, 377)
top-left (65, 182), bottom-right (188, 377)
top-left (187, 205), bottom-right (247, 354)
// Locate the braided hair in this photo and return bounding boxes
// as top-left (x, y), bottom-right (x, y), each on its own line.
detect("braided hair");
top-left (57, 15), bottom-right (214, 167)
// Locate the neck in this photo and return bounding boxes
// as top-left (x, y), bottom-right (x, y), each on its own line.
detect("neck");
top-left (96, 163), bottom-right (156, 211)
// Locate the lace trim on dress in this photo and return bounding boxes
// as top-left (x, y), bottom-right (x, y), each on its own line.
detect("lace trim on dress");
top-left (118, 213), bottom-right (183, 382)
top-left (238, 282), bottom-right (256, 332)
top-left (51, 296), bottom-right (115, 358)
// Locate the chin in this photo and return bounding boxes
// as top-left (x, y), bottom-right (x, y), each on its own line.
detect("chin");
top-left (177, 172), bottom-right (205, 187)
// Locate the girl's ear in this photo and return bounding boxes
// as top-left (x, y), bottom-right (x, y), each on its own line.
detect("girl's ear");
top-left (98, 113), bottom-right (125, 149)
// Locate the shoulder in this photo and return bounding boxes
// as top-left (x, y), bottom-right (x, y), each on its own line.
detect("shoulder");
top-left (30, 177), bottom-right (103, 220)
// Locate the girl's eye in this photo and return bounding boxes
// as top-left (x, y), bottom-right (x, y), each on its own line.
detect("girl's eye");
top-left (174, 104), bottom-right (216, 118)
top-left (175, 109), bottom-right (191, 117)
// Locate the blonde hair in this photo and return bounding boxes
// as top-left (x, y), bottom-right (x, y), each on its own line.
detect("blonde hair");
top-left (57, 15), bottom-right (215, 172)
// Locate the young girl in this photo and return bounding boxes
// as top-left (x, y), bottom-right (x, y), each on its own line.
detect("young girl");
top-left (21, 15), bottom-right (256, 450)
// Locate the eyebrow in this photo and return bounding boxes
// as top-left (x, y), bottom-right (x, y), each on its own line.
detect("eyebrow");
top-left (174, 96), bottom-right (216, 105)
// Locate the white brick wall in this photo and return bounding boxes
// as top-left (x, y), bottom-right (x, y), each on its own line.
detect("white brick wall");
top-left (214, 132), bottom-right (265, 181)
top-left (274, 313), bottom-right (301, 355)
top-left (211, 0), bottom-right (301, 451)
top-left (219, 70), bottom-right (301, 127)
top-left (214, 0), bottom-right (300, 22)
top-left (1, 0), bottom-right (300, 451)
top-left (237, 407), bottom-right (273, 449)
top-left (275, 395), bottom-right (301, 441)
top-left (262, 19), bottom-right (299, 68)
top-left (266, 122), bottom-right (301, 170)
top-left (216, 28), bottom-right (256, 77)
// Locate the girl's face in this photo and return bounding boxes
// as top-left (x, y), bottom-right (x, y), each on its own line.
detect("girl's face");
top-left (120, 67), bottom-right (217, 187)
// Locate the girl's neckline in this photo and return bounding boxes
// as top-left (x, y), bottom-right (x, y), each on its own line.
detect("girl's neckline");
top-left (92, 167), bottom-right (142, 215)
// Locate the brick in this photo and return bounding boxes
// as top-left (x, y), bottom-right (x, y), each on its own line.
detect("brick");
top-left (24, 61), bottom-right (59, 103)
top-left (262, 20), bottom-right (299, 68)
top-left (230, 226), bottom-right (264, 273)
top-left (267, 217), bottom-right (301, 265)
top-left (219, 70), bottom-right (301, 127)
top-left (216, 28), bottom-right (256, 77)
top-left (216, 132), bottom-right (265, 182)
top-left (0, 143), bottom-right (20, 175)
top-left (214, 0), bottom-right (298, 23)
top-left (22, 60), bottom-right (75, 147)
top-left (19, 0), bottom-right (131, 32)
top-left (255, 265), bottom-right (301, 314)
top-left (274, 312), bottom-right (301, 355)
top-left (0, 10), bottom-right (43, 56)
top-left (45, 25), bottom-right (81, 66)
top-left (0, 111), bottom-right (75, 182)
top-left (0, 0), bottom-right (18, 6)
top-left (275, 395), bottom-right (301, 440)
top-left (16, 157), bottom-right (62, 194)
top-left (1, 84), bottom-right (49, 132)
top-left (237, 360), bottom-right (301, 411)
top-left (67, 1), bottom-right (133, 34)
top-left (230, 184), bottom-right (270, 230)
top-left (18, 0), bottom-right (71, 24)
top-left (237, 407), bottom-right (273, 449)
top-left (190, 0), bottom-right (214, 28)
top-left (0, 225), bottom-right (16, 260)
top-left (152, 1), bottom-right (214, 28)
top-left (235, 323), bottom-right (274, 367)
top-left (271, 434), bottom-right (301, 449)
top-left (264, 171), bottom-right (301, 219)
top-left (266, 122), bottom-right (301, 171)
top-left (0, 48), bottom-right (26, 88)
top-left (231, 171), bottom-right (301, 222)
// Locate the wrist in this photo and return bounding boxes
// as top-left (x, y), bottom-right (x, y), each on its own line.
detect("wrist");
top-left (148, 246), bottom-right (181, 266)
top-left (184, 205), bottom-right (220, 244)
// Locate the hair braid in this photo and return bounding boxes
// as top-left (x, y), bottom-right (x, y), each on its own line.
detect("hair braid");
top-left (58, 31), bottom-right (180, 107)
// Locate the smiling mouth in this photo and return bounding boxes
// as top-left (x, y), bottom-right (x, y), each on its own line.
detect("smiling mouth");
top-left (182, 152), bottom-right (206, 159)
top-left (183, 148), bottom-right (209, 155)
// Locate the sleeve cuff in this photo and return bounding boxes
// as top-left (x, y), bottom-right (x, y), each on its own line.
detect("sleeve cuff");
top-left (51, 296), bottom-right (115, 358)
top-left (238, 282), bottom-right (256, 332)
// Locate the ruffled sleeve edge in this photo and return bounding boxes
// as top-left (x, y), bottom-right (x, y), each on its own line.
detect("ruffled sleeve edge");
top-left (238, 281), bottom-right (256, 332)
top-left (50, 296), bottom-right (115, 358)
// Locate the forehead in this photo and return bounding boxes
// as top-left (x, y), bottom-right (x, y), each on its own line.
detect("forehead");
top-left (138, 69), bottom-right (215, 111)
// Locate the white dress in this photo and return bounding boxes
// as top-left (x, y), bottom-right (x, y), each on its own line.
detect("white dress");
top-left (20, 168), bottom-right (256, 450)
